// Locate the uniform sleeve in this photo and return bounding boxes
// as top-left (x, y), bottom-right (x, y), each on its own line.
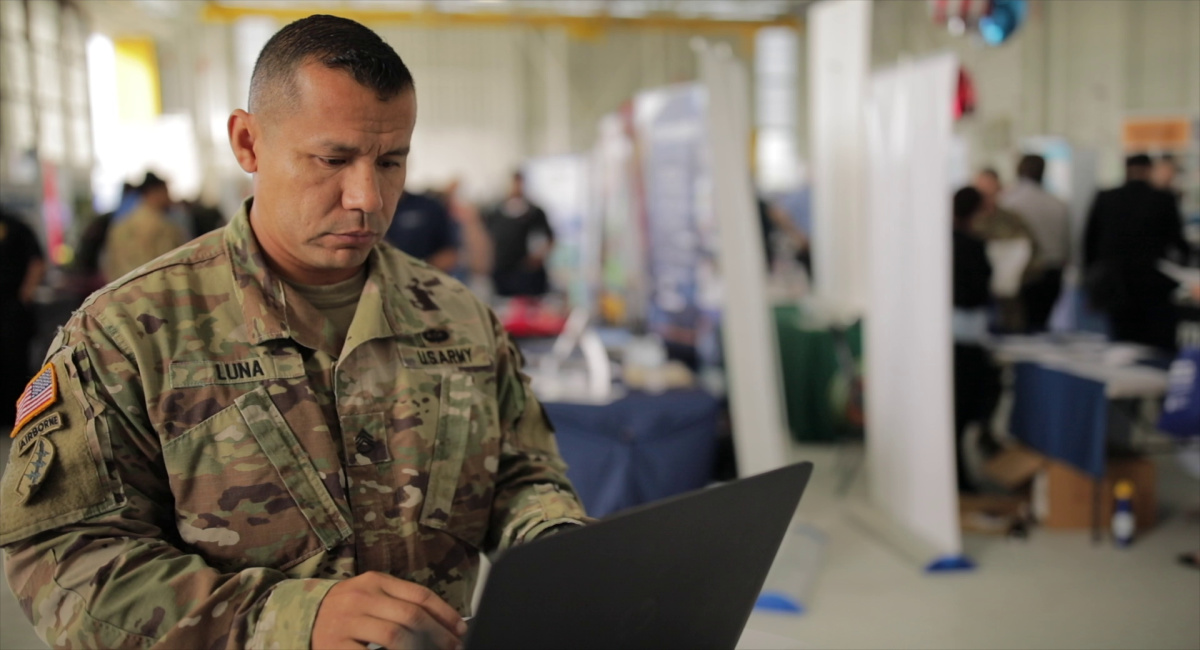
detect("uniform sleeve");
top-left (485, 311), bottom-right (590, 552)
top-left (0, 314), bottom-right (335, 649)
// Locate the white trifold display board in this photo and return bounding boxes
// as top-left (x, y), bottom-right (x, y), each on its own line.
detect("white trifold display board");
top-left (697, 42), bottom-right (790, 478)
top-left (808, 0), bottom-right (872, 319)
top-left (864, 52), bottom-right (965, 566)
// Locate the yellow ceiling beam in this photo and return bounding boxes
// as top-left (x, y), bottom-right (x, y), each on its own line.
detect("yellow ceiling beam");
top-left (200, 1), bottom-right (803, 35)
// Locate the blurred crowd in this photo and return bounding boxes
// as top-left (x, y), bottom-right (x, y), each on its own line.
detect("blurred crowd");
top-left (950, 152), bottom-right (1195, 492)
top-left (0, 167), bottom-right (574, 418)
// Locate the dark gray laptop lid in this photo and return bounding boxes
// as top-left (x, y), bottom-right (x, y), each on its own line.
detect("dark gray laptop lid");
top-left (465, 461), bottom-right (813, 650)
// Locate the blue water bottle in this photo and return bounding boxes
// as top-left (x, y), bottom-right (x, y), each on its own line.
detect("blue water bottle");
top-left (1111, 480), bottom-right (1135, 548)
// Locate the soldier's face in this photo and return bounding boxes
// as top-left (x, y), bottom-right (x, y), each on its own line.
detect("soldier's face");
top-left (230, 62), bottom-right (416, 284)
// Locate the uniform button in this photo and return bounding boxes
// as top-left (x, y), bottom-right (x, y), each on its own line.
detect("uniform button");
top-left (355, 431), bottom-right (375, 455)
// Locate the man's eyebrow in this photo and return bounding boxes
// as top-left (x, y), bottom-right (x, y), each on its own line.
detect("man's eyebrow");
top-left (315, 142), bottom-right (409, 157)
top-left (317, 142), bottom-right (359, 154)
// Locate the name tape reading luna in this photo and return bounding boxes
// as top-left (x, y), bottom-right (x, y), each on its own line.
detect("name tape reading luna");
top-left (169, 355), bottom-right (305, 388)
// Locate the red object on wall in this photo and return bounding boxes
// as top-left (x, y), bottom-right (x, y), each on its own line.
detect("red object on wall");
top-left (955, 67), bottom-right (976, 120)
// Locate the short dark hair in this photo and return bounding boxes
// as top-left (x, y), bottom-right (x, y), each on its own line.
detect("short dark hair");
top-left (249, 15), bottom-right (414, 114)
top-left (139, 172), bottom-right (167, 192)
top-left (953, 186), bottom-right (983, 221)
top-left (1125, 153), bottom-right (1153, 169)
top-left (1016, 155), bottom-right (1045, 183)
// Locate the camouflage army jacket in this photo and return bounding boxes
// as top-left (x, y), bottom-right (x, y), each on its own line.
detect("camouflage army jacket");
top-left (1, 199), bottom-right (587, 649)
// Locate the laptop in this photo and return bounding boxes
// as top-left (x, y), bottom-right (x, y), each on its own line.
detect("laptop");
top-left (464, 461), bottom-right (813, 650)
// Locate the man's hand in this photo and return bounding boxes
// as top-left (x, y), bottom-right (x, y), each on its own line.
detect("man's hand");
top-left (312, 572), bottom-right (467, 650)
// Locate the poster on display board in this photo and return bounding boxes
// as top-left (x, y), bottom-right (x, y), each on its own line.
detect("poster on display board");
top-left (522, 154), bottom-right (592, 310)
top-left (633, 82), bottom-right (721, 353)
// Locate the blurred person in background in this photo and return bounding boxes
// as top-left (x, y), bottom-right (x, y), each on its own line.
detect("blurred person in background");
top-left (0, 208), bottom-right (45, 430)
top-left (438, 178), bottom-right (493, 280)
top-left (485, 170), bottom-right (554, 297)
top-left (101, 172), bottom-right (185, 281)
top-left (759, 195), bottom-right (812, 277)
top-left (1152, 153), bottom-right (1184, 207)
top-left (952, 187), bottom-right (1001, 492)
top-left (183, 198), bottom-right (227, 238)
top-left (1000, 154), bottom-right (1071, 333)
top-left (973, 168), bottom-right (1039, 333)
top-left (1084, 154), bottom-right (1188, 352)
top-left (384, 188), bottom-right (459, 272)
top-left (73, 182), bottom-right (136, 296)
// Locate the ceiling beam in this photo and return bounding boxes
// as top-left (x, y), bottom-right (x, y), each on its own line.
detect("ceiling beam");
top-left (200, 1), bottom-right (803, 35)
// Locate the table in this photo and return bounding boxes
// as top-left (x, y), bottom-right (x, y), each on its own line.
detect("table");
top-left (991, 336), bottom-right (1169, 401)
top-left (544, 389), bottom-right (722, 518)
top-left (993, 336), bottom-right (1169, 477)
top-left (991, 336), bottom-right (1170, 540)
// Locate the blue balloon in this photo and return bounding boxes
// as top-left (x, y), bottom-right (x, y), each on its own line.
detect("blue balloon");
top-left (980, 0), bottom-right (1027, 46)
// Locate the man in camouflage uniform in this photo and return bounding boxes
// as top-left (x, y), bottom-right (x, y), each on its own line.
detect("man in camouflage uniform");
top-left (102, 172), bottom-right (186, 282)
top-left (1, 15), bottom-right (587, 650)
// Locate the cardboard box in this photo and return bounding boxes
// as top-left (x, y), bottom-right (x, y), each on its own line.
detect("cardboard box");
top-left (1034, 456), bottom-right (1157, 531)
top-left (959, 493), bottom-right (1029, 535)
top-left (984, 446), bottom-right (1048, 489)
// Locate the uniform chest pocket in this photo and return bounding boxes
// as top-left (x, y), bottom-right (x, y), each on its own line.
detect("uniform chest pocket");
top-left (418, 370), bottom-right (499, 549)
top-left (162, 385), bottom-right (352, 572)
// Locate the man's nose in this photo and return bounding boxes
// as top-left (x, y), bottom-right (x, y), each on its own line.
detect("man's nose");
top-left (343, 161), bottom-right (384, 216)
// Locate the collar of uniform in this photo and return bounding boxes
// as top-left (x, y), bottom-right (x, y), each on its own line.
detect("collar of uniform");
top-left (342, 247), bottom-right (403, 354)
top-left (223, 198), bottom-right (292, 345)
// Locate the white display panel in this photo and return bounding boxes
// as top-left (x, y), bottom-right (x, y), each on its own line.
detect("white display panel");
top-left (864, 52), bottom-right (965, 565)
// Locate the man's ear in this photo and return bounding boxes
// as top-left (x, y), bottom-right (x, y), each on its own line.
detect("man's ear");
top-left (228, 110), bottom-right (259, 174)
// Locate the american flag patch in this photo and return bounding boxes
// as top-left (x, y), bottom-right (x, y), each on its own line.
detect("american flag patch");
top-left (13, 363), bottom-right (57, 436)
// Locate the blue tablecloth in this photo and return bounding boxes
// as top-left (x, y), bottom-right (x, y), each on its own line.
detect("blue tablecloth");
top-left (1010, 362), bottom-right (1108, 477)
top-left (544, 389), bottom-right (721, 517)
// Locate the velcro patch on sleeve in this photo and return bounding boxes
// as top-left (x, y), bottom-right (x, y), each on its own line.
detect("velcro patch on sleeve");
top-left (0, 353), bottom-right (121, 546)
top-left (14, 412), bottom-right (65, 456)
top-left (12, 363), bottom-right (57, 435)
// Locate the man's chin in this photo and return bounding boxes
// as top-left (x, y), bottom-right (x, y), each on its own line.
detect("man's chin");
top-left (313, 248), bottom-right (372, 271)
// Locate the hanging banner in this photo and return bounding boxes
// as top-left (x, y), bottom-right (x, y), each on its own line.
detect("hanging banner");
top-left (699, 43), bottom-right (790, 479)
top-left (634, 83), bottom-right (718, 347)
top-left (808, 0), bottom-right (871, 319)
top-left (1122, 116), bottom-right (1193, 152)
top-left (864, 52), bottom-right (967, 569)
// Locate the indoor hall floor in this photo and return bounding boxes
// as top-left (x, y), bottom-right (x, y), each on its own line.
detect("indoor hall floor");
top-left (1, 437), bottom-right (1197, 649)
top-left (744, 443), bottom-right (1200, 650)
